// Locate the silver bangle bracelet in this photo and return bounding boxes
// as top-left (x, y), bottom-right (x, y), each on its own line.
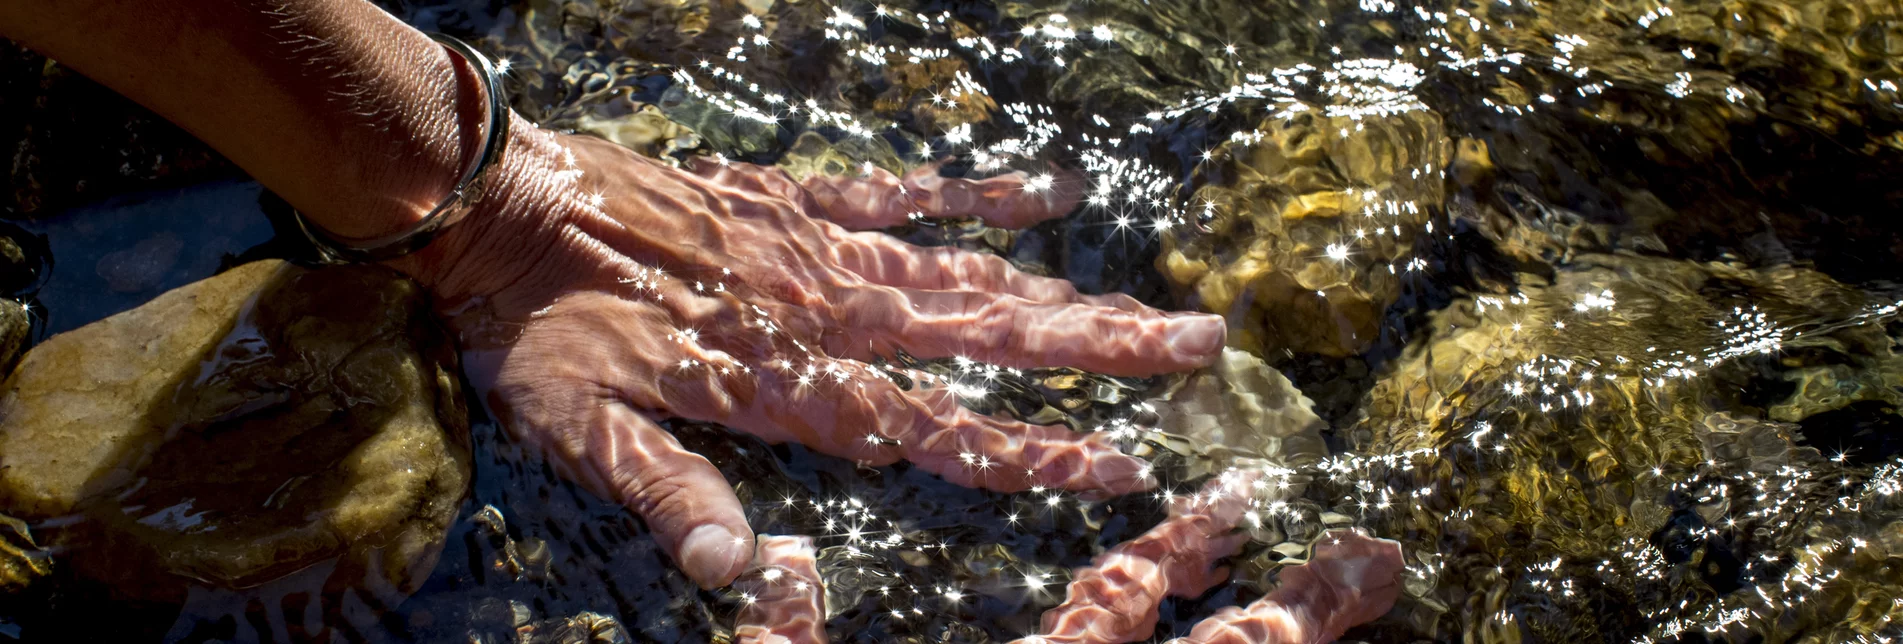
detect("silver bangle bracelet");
top-left (290, 32), bottom-right (512, 265)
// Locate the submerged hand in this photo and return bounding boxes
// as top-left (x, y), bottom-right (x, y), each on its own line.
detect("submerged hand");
top-left (1017, 470), bottom-right (1405, 644)
top-left (396, 116), bottom-right (1229, 588)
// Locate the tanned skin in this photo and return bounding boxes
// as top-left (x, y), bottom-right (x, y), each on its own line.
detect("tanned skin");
top-left (1, 0), bottom-right (1228, 589)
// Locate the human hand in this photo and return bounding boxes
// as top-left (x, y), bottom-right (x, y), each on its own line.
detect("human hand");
top-left (1162, 528), bottom-right (1404, 644)
top-left (722, 469), bottom-right (1405, 644)
top-left (1015, 470), bottom-right (1405, 644)
top-left (393, 115), bottom-right (1230, 589)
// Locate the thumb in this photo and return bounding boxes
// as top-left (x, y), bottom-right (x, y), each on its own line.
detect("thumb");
top-left (580, 402), bottom-right (755, 588)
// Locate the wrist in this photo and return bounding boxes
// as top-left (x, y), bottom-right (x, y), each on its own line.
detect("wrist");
top-left (380, 112), bottom-right (576, 306)
top-left (296, 30), bottom-right (489, 243)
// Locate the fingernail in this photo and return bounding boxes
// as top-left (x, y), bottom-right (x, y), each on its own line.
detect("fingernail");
top-left (1167, 315), bottom-right (1226, 362)
top-left (680, 524), bottom-right (747, 589)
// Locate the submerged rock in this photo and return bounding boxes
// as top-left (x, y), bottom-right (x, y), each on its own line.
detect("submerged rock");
top-left (1150, 347), bottom-right (1328, 481)
top-left (0, 299), bottom-right (26, 377)
top-left (1343, 253), bottom-right (1903, 641)
top-left (0, 512), bottom-right (49, 596)
top-left (573, 98), bottom-right (703, 159)
top-left (1162, 110), bottom-right (1450, 357)
top-left (517, 611), bottom-right (630, 644)
top-left (776, 130), bottom-right (911, 182)
top-left (1433, 0), bottom-right (1903, 283)
top-left (0, 260), bottom-right (469, 602)
top-left (0, 44), bottom-right (231, 219)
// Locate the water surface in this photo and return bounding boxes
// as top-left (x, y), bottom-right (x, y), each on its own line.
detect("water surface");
top-left (6, 0), bottom-right (1903, 640)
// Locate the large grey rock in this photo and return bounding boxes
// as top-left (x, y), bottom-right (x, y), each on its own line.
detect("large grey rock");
top-left (0, 260), bottom-right (469, 601)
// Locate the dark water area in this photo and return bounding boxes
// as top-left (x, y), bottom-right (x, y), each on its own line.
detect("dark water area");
top-left (2, 0), bottom-right (1903, 641)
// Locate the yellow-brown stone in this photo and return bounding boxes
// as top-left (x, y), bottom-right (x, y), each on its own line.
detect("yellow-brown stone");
top-left (0, 260), bottom-right (469, 601)
top-left (1159, 110), bottom-right (1450, 357)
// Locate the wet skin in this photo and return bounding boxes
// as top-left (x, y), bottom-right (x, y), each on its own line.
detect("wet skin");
top-left (396, 115), bottom-right (1231, 588)
top-left (733, 535), bottom-right (827, 644)
top-left (0, 0), bottom-right (1404, 636)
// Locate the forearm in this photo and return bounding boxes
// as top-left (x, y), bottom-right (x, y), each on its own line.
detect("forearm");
top-left (0, 0), bottom-right (480, 241)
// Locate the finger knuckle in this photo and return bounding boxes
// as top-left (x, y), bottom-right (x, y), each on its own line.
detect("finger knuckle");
top-left (619, 455), bottom-right (711, 523)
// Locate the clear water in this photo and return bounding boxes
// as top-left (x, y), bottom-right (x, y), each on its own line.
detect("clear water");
top-left (5, 0), bottom-right (1903, 641)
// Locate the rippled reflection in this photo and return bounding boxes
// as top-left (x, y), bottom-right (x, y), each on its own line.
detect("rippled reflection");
top-left (5, 0), bottom-right (1903, 639)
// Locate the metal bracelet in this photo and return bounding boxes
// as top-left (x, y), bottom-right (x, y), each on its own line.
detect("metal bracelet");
top-left (290, 32), bottom-right (512, 265)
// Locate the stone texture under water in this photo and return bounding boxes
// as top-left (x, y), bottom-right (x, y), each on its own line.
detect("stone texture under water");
top-left (0, 260), bottom-right (469, 601)
top-left (0, 299), bottom-right (27, 377)
top-left (1162, 110), bottom-right (1450, 357)
top-left (1342, 252), bottom-right (1903, 641)
top-left (0, 44), bottom-right (231, 219)
top-left (4, 0), bottom-right (1900, 637)
top-left (0, 513), bottom-right (49, 596)
top-left (1151, 347), bottom-right (1327, 482)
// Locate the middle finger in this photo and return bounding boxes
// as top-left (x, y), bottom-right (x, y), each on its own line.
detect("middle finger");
top-left (829, 285), bottom-right (1227, 376)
